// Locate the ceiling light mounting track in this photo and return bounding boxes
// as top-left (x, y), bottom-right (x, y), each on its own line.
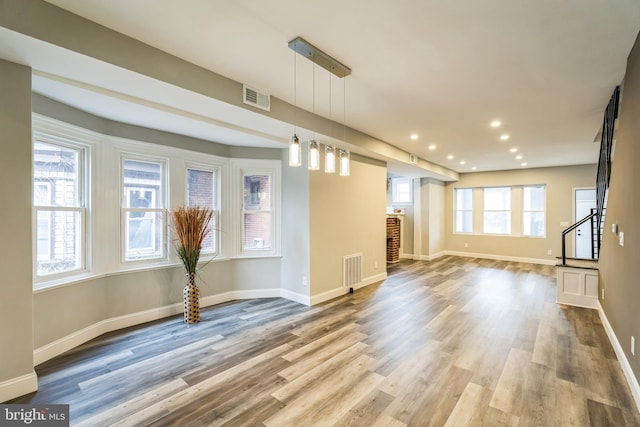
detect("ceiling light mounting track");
top-left (288, 37), bottom-right (351, 78)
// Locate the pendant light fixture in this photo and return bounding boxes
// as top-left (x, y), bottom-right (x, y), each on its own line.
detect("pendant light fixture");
top-left (308, 63), bottom-right (320, 171)
top-left (324, 70), bottom-right (336, 173)
top-left (340, 149), bottom-right (350, 176)
top-left (308, 140), bottom-right (320, 170)
top-left (289, 134), bottom-right (301, 167)
top-left (289, 48), bottom-right (301, 167)
top-left (340, 75), bottom-right (350, 177)
top-left (287, 37), bottom-right (352, 175)
top-left (325, 145), bottom-right (336, 173)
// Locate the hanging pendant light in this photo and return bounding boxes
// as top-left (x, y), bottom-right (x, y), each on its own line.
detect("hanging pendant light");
top-left (340, 74), bottom-right (350, 177)
top-left (288, 47), bottom-right (302, 167)
top-left (289, 134), bottom-right (301, 167)
top-left (340, 150), bottom-right (350, 176)
top-left (325, 145), bottom-right (336, 173)
top-left (308, 140), bottom-right (320, 171)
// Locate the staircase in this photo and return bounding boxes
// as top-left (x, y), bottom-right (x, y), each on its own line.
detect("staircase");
top-left (557, 86), bottom-right (619, 308)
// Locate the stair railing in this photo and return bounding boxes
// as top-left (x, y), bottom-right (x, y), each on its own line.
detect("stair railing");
top-left (561, 212), bottom-right (598, 265)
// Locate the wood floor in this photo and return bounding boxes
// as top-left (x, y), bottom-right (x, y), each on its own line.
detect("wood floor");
top-left (12, 256), bottom-right (640, 426)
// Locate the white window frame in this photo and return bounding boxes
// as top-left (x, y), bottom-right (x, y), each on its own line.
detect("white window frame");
top-left (32, 135), bottom-right (90, 283)
top-left (454, 187), bottom-right (473, 233)
top-left (483, 186), bottom-right (512, 235)
top-left (523, 185), bottom-right (546, 237)
top-left (185, 163), bottom-right (220, 257)
top-left (231, 159), bottom-right (281, 258)
top-left (391, 177), bottom-right (413, 204)
top-left (120, 155), bottom-right (168, 264)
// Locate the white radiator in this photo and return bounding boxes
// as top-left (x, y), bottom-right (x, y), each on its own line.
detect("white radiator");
top-left (343, 253), bottom-right (363, 288)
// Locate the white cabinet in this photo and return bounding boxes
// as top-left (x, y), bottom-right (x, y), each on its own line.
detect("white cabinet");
top-left (556, 266), bottom-right (599, 309)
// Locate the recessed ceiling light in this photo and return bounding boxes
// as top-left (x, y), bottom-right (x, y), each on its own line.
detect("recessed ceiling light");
top-left (500, 134), bottom-right (510, 141)
top-left (459, 160), bottom-right (466, 165)
top-left (471, 167), bottom-right (477, 171)
top-left (410, 134), bottom-right (419, 140)
top-left (521, 162), bottom-right (528, 166)
top-left (447, 154), bottom-right (454, 160)
top-left (428, 144), bottom-right (436, 150)
top-left (515, 155), bottom-right (523, 160)
top-left (510, 147), bottom-right (518, 153)
top-left (490, 120), bottom-right (502, 128)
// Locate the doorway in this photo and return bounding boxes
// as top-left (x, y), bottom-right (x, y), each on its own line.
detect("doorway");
top-left (574, 188), bottom-right (596, 258)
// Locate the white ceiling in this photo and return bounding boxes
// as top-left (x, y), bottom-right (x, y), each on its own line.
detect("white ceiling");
top-left (8, 1), bottom-right (640, 176)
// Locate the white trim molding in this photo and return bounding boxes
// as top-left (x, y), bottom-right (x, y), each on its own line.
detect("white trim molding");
top-left (309, 272), bottom-right (388, 306)
top-left (444, 250), bottom-right (556, 266)
top-left (597, 301), bottom-right (640, 412)
top-left (413, 251), bottom-right (446, 261)
top-left (0, 371), bottom-right (38, 403)
top-left (280, 288), bottom-right (311, 306)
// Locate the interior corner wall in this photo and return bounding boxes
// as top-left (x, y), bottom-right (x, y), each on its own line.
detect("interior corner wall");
top-left (443, 164), bottom-right (596, 262)
top-left (416, 178), bottom-right (445, 259)
top-left (0, 59), bottom-right (36, 400)
top-left (280, 149), bottom-right (311, 300)
top-left (309, 158), bottom-right (387, 298)
top-left (599, 30), bottom-right (640, 384)
top-left (385, 176), bottom-right (414, 257)
top-left (427, 179), bottom-right (445, 256)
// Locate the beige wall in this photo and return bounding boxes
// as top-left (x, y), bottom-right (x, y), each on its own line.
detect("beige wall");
top-left (599, 31), bottom-right (640, 382)
top-left (444, 164), bottom-right (597, 262)
top-left (309, 157), bottom-right (387, 296)
top-left (280, 150), bottom-right (311, 297)
top-left (0, 60), bottom-right (35, 397)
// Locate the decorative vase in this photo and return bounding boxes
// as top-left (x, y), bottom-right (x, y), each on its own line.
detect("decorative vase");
top-left (183, 272), bottom-right (200, 325)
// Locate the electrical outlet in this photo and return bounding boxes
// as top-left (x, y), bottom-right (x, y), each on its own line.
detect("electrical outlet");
top-left (464, 243), bottom-right (469, 248)
top-left (632, 336), bottom-right (635, 356)
top-left (547, 249), bottom-right (552, 255)
top-left (601, 288), bottom-right (605, 300)
top-left (302, 276), bottom-right (308, 287)
top-left (374, 261), bottom-right (379, 269)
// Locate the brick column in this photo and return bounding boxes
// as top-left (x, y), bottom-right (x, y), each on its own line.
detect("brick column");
top-left (386, 217), bottom-right (400, 263)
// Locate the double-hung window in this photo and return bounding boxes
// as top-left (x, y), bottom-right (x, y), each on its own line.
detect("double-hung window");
top-left (483, 187), bottom-right (511, 234)
top-left (122, 158), bottom-right (166, 262)
top-left (242, 172), bottom-right (273, 251)
top-left (186, 167), bottom-right (218, 254)
top-left (455, 188), bottom-right (473, 233)
top-left (523, 185), bottom-right (546, 237)
top-left (392, 178), bottom-right (413, 204)
top-left (33, 141), bottom-right (86, 277)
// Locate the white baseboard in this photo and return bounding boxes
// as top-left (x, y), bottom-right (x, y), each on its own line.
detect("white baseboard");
top-left (597, 301), bottom-right (640, 412)
top-left (413, 251), bottom-right (446, 261)
top-left (34, 288), bottom-right (281, 366)
top-left (444, 250), bottom-right (556, 266)
top-left (309, 272), bottom-right (388, 306)
top-left (279, 288), bottom-right (311, 306)
top-left (0, 371), bottom-right (37, 403)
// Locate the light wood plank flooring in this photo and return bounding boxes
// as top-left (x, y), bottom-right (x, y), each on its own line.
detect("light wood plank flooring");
top-left (12, 256), bottom-right (640, 426)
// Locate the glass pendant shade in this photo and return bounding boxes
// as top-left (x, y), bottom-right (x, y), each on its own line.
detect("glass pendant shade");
top-left (308, 140), bottom-right (320, 171)
top-left (324, 145), bottom-right (336, 173)
top-left (340, 150), bottom-right (350, 176)
top-left (289, 134), bottom-right (301, 167)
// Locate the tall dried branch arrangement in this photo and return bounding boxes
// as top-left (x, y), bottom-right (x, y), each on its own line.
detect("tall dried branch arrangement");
top-left (170, 206), bottom-right (214, 274)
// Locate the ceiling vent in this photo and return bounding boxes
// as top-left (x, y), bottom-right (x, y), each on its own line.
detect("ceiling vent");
top-left (243, 85), bottom-right (270, 111)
